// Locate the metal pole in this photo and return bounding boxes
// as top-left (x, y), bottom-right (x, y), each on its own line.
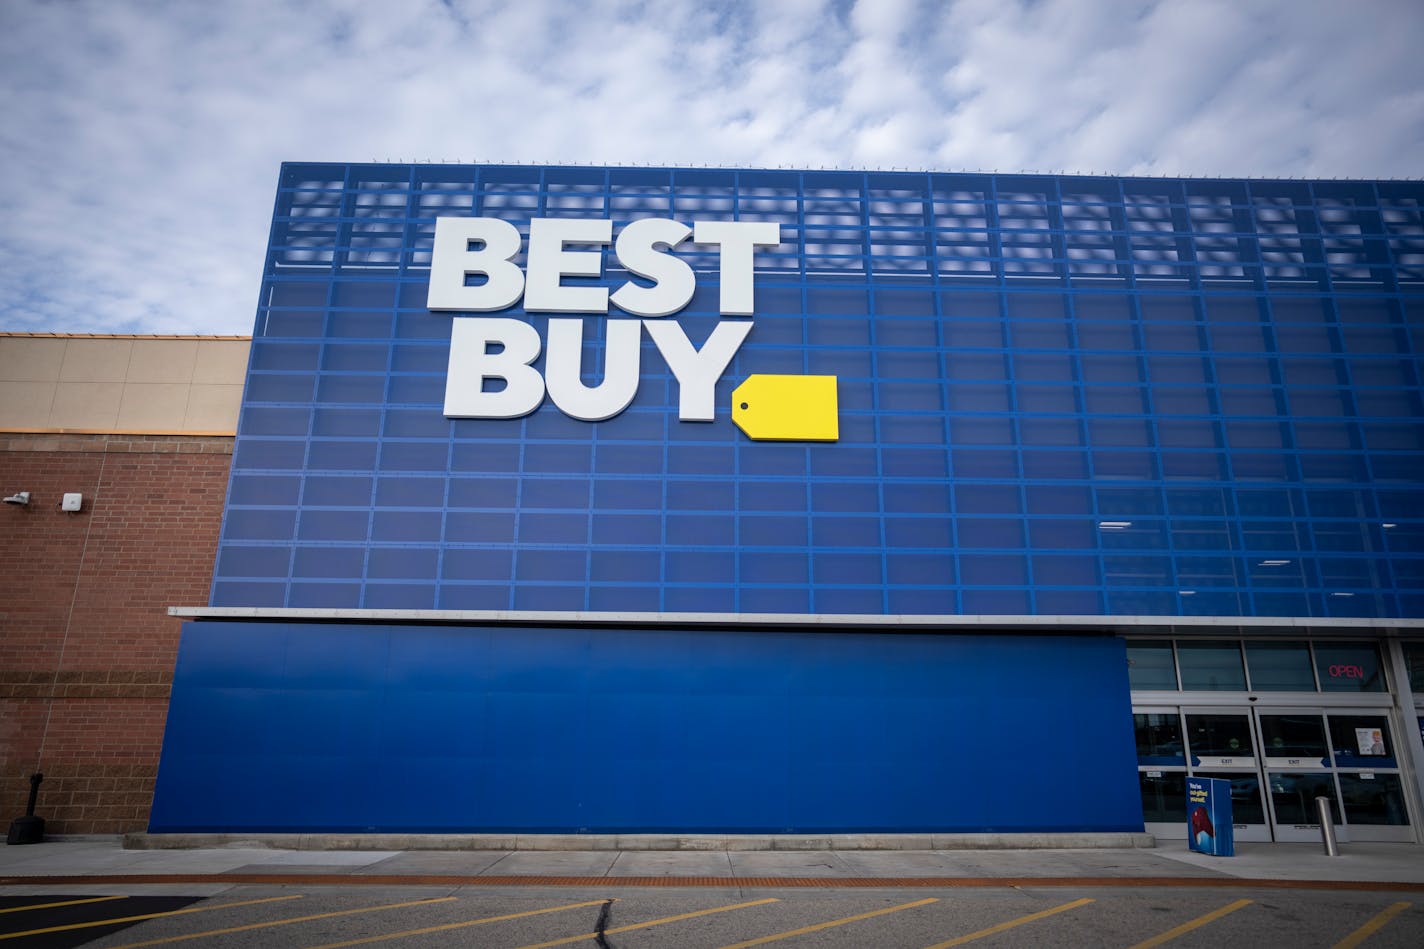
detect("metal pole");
top-left (24, 773), bottom-right (42, 817)
top-left (1316, 796), bottom-right (1340, 856)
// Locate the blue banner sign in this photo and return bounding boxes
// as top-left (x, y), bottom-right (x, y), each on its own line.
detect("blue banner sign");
top-left (1186, 776), bottom-right (1235, 857)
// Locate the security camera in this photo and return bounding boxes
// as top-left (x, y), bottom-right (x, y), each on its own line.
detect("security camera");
top-left (3, 492), bottom-right (30, 505)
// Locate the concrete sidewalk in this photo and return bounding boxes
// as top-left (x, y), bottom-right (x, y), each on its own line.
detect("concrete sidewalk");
top-left (3, 836), bottom-right (1423, 889)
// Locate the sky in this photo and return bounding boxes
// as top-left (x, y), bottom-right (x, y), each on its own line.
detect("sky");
top-left (1, 0), bottom-right (1421, 337)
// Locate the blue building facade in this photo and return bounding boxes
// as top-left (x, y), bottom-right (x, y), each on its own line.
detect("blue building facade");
top-left (151, 164), bottom-right (1424, 837)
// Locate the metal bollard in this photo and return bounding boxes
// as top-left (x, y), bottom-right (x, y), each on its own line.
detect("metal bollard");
top-left (1316, 796), bottom-right (1339, 856)
top-left (6, 773), bottom-right (45, 846)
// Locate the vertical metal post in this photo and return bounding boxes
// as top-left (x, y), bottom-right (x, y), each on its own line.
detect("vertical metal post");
top-left (1382, 640), bottom-right (1424, 842)
top-left (1316, 796), bottom-right (1340, 856)
top-left (24, 773), bottom-right (42, 817)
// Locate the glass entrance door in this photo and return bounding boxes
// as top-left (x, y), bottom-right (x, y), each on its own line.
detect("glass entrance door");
top-left (1258, 710), bottom-right (1339, 842)
top-left (1133, 707), bottom-right (1270, 843)
top-left (1324, 712), bottom-right (1412, 841)
top-left (1135, 706), bottom-right (1414, 842)
top-left (1133, 708), bottom-right (1188, 837)
top-left (1259, 709), bottom-right (1412, 842)
top-left (1183, 710), bottom-right (1271, 842)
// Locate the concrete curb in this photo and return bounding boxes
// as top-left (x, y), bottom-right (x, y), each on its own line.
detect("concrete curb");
top-left (123, 832), bottom-right (1156, 852)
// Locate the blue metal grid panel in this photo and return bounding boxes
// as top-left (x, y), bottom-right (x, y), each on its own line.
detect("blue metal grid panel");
top-left (212, 164), bottom-right (1424, 618)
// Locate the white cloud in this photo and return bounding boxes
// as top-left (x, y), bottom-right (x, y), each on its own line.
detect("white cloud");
top-left (0, 0), bottom-right (1420, 335)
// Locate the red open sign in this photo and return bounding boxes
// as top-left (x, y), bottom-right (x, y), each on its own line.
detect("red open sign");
top-left (1329, 663), bottom-right (1365, 679)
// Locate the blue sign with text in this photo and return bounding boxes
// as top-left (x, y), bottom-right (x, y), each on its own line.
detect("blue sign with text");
top-left (1186, 776), bottom-right (1234, 857)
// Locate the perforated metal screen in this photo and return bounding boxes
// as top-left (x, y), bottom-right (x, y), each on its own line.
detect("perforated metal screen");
top-left (213, 164), bottom-right (1424, 618)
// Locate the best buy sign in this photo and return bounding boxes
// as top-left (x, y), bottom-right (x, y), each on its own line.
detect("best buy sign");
top-left (427, 216), bottom-right (776, 420)
top-left (428, 216), bottom-right (838, 441)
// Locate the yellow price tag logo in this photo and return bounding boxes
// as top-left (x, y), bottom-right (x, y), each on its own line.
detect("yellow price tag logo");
top-left (732, 374), bottom-right (839, 442)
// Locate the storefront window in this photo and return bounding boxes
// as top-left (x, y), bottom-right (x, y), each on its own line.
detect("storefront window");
top-left (1195, 771), bottom-right (1266, 823)
top-left (1177, 641), bottom-right (1246, 691)
top-left (1338, 773), bottom-right (1409, 825)
top-left (1130, 638), bottom-right (1400, 696)
top-left (1259, 714), bottom-right (1328, 760)
top-left (1139, 772), bottom-right (1186, 824)
top-left (1267, 773), bottom-right (1338, 824)
top-left (1314, 642), bottom-right (1386, 693)
top-left (1127, 640), bottom-right (1177, 690)
top-left (1186, 714), bottom-right (1255, 759)
top-left (1245, 641), bottom-right (1316, 691)
top-left (1134, 713), bottom-right (1184, 764)
top-left (1404, 642), bottom-right (1424, 692)
top-left (1328, 715), bottom-right (1395, 768)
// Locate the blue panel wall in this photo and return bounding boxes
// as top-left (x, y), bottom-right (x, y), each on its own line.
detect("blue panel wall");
top-left (212, 164), bottom-right (1424, 618)
top-left (150, 622), bottom-right (1142, 833)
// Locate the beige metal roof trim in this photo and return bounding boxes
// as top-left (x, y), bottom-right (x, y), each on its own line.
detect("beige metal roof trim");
top-left (0, 332), bottom-right (251, 340)
top-left (0, 427), bottom-right (236, 436)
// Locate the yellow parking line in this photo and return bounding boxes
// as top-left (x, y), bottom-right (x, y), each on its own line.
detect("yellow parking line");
top-left (520, 898), bottom-right (781, 949)
top-left (1333, 901), bottom-right (1412, 949)
top-left (1127, 898), bottom-right (1253, 949)
top-left (0, 895), bottom-right (126, 915)
top-left (307, 899), bottom-right (611, 949)
top-left (106, 896), bottom-right (455, 948)
top-left (719, 897), bottom-right (939, 949)
top-left (0, 895), bottom-right (303, 941)
top-left (924, 897), bottom-right (1095, 948)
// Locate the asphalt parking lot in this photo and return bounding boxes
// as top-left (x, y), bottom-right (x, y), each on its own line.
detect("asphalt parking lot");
top-left (2, 886), bottom-right (1421, 948)
top-left (4, 838), bottom-right (1424, 948)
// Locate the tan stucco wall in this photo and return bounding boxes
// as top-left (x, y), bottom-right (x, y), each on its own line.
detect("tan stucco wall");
top-left (0, 335), bottom-right (250, 433)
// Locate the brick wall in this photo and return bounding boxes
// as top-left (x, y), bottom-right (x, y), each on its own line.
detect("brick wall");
top-left (0, 433), bottom-right (232, 834)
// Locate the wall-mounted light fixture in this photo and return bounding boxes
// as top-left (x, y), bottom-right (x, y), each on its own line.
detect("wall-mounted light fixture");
top-left (3, 491), bottom-right (30, 506)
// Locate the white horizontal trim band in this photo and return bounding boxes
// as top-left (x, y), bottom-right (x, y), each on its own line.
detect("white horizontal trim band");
top-left (168, 607), bottom-right (1424, 632)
